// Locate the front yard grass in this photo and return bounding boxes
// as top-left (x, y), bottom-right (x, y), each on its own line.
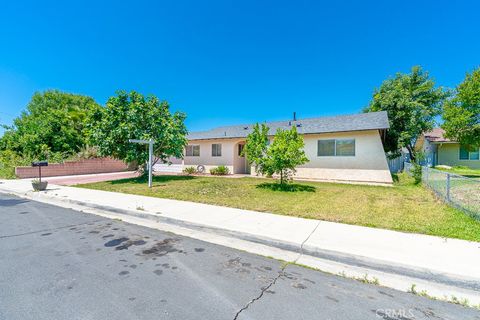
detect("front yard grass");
top-left (434, 166), bottom-right (480, 179)
top-left (76, 173), bottom-right (480, 242)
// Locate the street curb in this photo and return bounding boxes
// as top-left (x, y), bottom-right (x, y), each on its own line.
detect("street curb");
top-left (1, 186), bottom-right (480, 305)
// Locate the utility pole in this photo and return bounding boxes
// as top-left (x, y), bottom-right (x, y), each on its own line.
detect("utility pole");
top-left (128, 139), bottom-right (155, 188)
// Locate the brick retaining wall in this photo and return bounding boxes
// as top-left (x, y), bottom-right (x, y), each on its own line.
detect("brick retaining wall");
top-left (15, 158), bottom-right (130, 178)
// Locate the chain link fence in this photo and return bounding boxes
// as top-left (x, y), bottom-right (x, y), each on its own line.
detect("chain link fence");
top-left (405, 162), bottom-right (480, 219)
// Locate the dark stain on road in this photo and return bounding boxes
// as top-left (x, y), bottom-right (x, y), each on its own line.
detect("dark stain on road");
top-left (153, 269), bottom-right (163, 276)
top-left (194, 248), bottom-right (205, 252)
top-left (119, 270), bottom-right (130, 276)
top-left (292, 283), bottom-right (307, 289)
top-left (284, 273), bottom-right (298, 280)
top-left (141, 238), bottom-right (180, 257)
top-left (41, 233), bottom-right (52, 236)
top-left (102, 234), bottom-right (114, 238)
top-left (104, 237), bottom-right (129, 247)
top-left (18, 211), bottom-right (29, 214)
top-left (116, 239), bottom-right (147, 250)
top-left (89, 230), bottom-right (100, 234)
top-left (378, 290), bottom-right (395, 298)
top-left (326, 296), bottom-right (339, 303)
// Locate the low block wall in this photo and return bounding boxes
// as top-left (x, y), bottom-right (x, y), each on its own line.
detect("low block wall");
top-left (15, 158), bottom-right (129, 179)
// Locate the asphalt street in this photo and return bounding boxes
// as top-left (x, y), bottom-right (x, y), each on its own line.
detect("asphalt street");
top-left (0, 192), bottom-right (478, 320)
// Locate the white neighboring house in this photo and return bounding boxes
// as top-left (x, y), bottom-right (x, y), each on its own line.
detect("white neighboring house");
top-left (154, 111), bottom-right (393, 184)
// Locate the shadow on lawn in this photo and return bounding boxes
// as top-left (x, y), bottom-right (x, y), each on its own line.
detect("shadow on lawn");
top-left (108, 174), bottom-right (195, 185)
top-left (256, 182), bottom-right (316, 192)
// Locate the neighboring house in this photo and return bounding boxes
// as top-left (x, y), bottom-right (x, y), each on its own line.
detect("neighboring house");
top-left (416, 128), bottom-right (480, 169)
top-left (156, 111), bottom-right (393, 184)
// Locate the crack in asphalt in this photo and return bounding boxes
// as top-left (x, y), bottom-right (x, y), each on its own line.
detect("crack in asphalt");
top-left (233, 265), bottom-right (286, 320)
top-left (233, 221), bottom-right (321, 320)
top-left (0, 219), bottom-right (103, 239)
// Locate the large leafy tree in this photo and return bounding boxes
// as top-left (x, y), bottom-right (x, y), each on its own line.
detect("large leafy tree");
top-left (0, 90), bottom-right (101, 159)
top-left (244, 124), bottom-right (308, 184)
top-left (442, 67), bottom-right (480, 147)
top-left (365, 66), bottom-right (448, 161)
top-left (88, 91), bottom-right (187, 167)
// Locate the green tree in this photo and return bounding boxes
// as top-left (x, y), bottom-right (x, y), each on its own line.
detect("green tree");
top-left (365, 66), bottom-right (448, 161)
top-left (264, 127), bottom-right (308, 184)
top-left (242, 123), bottom-right (269, 174)
top-left (244, 124), bottom-right (308, 184)
top-left (0, 90), bottom-right (101, 159)
top-left (442, 67), bottom-right (480, 147)
top-left (88, 91), bottom-right (187, 167)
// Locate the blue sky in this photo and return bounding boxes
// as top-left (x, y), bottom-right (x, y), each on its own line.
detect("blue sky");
top-left (0, 0), bottom-right (479, 136)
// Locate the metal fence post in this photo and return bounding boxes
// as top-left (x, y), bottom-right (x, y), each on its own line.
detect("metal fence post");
top-left (425, 166), bottom-right (429, 186)
top-left (148, 139), bottom-right (153, 188)
top-left (446, 173), bottom-right (451, 202)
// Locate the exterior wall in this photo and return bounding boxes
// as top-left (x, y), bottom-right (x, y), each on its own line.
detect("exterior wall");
top-left (437, 143), bottom-right (480, 169)
top-left (15, 158), bottom-right (129, 179)
top-left (249, 130), bottom-right (391, 183)
top-left (183, 138), bottom-right (245, 174)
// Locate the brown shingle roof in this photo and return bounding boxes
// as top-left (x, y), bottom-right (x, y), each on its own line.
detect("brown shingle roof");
top-left (424, 128), bottom-right (452, 143)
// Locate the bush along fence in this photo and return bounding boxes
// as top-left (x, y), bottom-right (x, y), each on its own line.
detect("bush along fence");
top-left (405, 162), bottom-right (480, 219)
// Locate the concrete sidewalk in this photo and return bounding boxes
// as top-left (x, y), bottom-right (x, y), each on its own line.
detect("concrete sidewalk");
top-left (1, 178), bottom-right (479, 305)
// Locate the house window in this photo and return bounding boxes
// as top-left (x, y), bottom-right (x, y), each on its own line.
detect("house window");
top-left (318, 139), bottom-right (355, 157)
top-left (212, 144), bottom-right (222, 157)
top-left (185, 145), bottom-right (200, 157)
top-left (460, 145), bottom-right (480, 160)
top-left (318, 140), bottom-right (335, 156)
top-left (238, 144), bottom-right (245, 157)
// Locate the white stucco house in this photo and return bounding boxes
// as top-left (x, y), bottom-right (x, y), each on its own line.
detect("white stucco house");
top-left (416, 128), bottom-right (480, 169)
top-left (154, 111), bottom-right (393, 184)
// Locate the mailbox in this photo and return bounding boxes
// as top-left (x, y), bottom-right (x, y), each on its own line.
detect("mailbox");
top-left (32, 161), bottom-right (48, 167)
top-left (32, 161), bottom-right (48, 183)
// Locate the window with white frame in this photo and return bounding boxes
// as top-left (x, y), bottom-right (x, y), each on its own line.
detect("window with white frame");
top-left (459, 145), bottom-right (480, 160)
top-left (185, 145), bottom-right (200, 157)
top-left (318, 139), bottom-right (355, 156)
top-left (212, 143), bottom-right (222, 157)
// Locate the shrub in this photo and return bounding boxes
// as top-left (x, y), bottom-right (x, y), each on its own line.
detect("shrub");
top-left (0, 150), bottom-right (31, 179)
top-left (210, 165), bottom-right (229, 175)
top-left (183, 166), bottom-right (197, 175)
top-left (69, 146), bottom-right (100, 161)
top-left (412, 163), bottom-right (422, 184)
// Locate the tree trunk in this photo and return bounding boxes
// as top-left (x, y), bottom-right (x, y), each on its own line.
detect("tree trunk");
top-left (280, 170), bottom-right (284, 184)
top-left (406, 145), bottom-right (416, 162)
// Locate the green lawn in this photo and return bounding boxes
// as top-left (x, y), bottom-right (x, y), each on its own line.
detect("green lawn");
top-left (76, 173), bottom-right (480, 242)
top-left (434, 166), bottom-right (480, 179)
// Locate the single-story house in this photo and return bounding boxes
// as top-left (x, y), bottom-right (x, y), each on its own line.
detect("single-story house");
top-left (156, 111), bottom-right (393, 184)
top-left (416, 128), bottom-right (480, 169)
